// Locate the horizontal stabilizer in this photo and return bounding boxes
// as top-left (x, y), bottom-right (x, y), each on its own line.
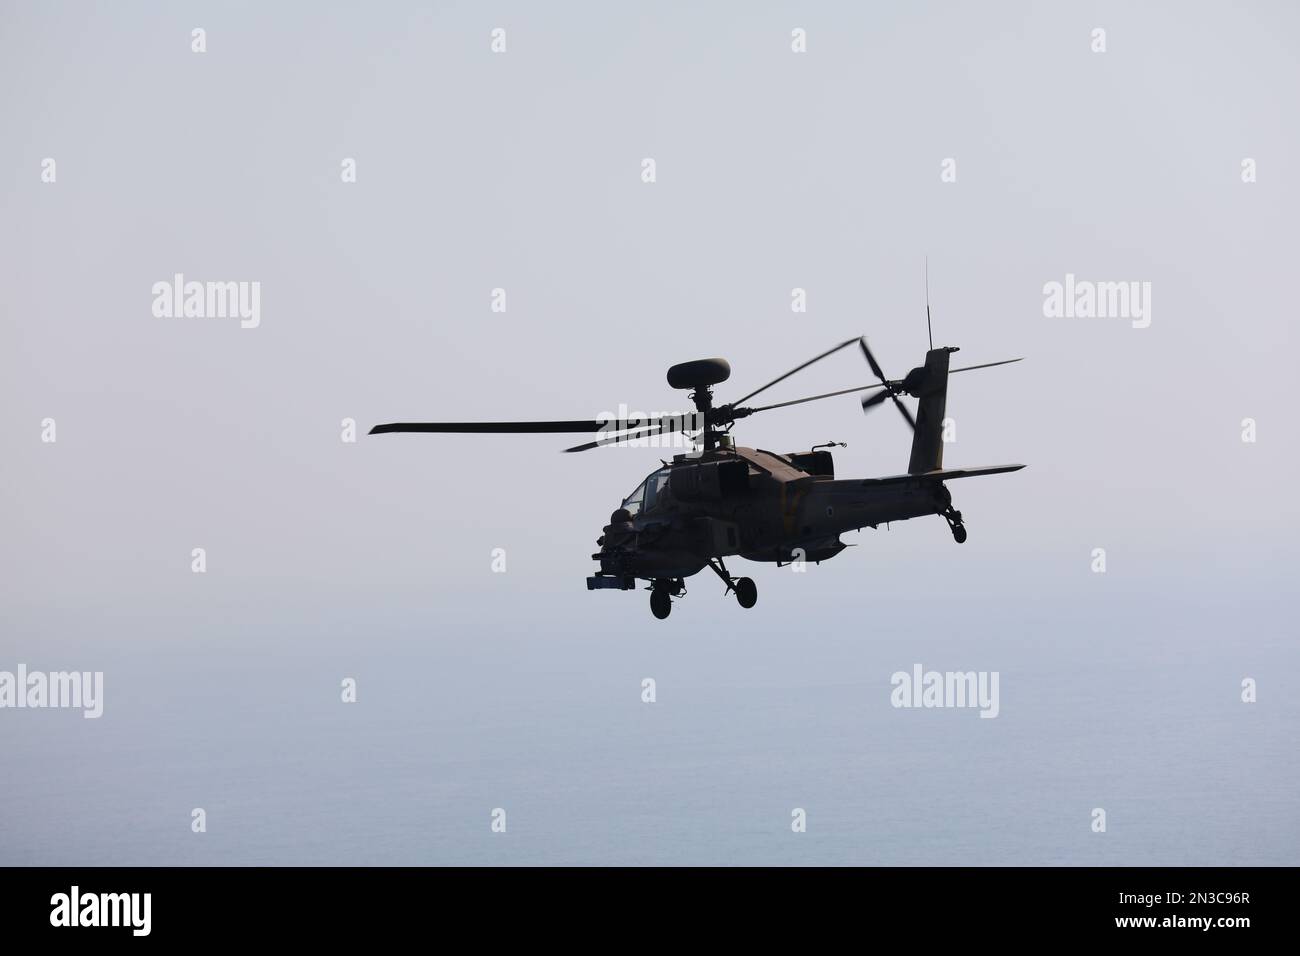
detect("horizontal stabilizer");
top-left (860, 464), bottom-right (1025, 486)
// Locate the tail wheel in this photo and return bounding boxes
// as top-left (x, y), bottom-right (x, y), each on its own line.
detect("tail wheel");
top-left (650, 588), bottom-right (672, 619)
top-left (734, 577), bottom-right (757, 609)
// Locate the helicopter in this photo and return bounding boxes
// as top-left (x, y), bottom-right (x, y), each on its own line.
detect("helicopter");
top-left (371, 328), bottom-right (1024, 619)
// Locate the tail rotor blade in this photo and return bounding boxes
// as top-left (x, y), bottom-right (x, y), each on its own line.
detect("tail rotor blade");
top-left (863, 388), bottom-right (916, 431)
top-left (858, 338), bottom-right (888, 383)
top-left (892, 396), bottom-right (917, 430)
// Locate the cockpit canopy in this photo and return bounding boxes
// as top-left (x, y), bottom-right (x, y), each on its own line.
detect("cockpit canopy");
top-left (621, 467), bottom-right (671, 516)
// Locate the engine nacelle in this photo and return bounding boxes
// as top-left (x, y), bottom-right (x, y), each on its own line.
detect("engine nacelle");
top-left (669, 459), bottom-right (748, 500)
top-left (786, 449), bottom-right (835, 477)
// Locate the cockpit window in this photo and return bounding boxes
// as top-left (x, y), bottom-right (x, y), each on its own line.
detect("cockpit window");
top-left (622, 468), bottom-right (671, 516)
top-left (643, 468), bottom-right (671, 513)
top-left (621, 480), bottom-right (647, 516)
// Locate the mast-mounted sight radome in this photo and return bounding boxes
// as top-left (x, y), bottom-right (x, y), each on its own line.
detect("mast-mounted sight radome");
top-left (666, 358), bottom-right (731, 391)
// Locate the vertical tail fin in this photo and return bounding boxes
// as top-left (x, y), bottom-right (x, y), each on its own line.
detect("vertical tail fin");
top-left (907, 347), bottom-right (954, 474)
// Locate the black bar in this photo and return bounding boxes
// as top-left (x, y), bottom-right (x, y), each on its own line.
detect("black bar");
top-left (0, 866), bottom-right (1278, 942)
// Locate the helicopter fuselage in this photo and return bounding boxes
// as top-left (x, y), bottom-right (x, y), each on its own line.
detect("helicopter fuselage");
top-left (589, 445), bottom-right (951, 585)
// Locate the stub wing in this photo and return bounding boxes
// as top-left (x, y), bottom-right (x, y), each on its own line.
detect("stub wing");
top-left (859, 464), bottom-right (1025, 486)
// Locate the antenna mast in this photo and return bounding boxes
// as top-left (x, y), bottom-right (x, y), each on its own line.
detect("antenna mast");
top-left (925, 257), bottom-right (934, 350)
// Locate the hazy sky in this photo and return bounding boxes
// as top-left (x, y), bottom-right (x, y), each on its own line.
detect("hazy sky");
top-left (1, 1), bottom-right (1297, 865)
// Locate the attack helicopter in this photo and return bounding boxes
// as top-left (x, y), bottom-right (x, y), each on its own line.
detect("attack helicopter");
top-left (371, 328), bottom-right (1024, 619)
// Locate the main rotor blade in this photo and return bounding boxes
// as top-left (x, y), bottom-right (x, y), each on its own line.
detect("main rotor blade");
top-left (729, 337), bottom-right (860, 407)
top-left (562, 423), bottom-right (685, 453)
top-left (371, 420), bottom-right (604, 435)
top-left (951, 357), bottom-right (1023, 374)
top-left (747, 381), bottom-right (889, 415)
top-left (744, 357), bottom-right (1023, 418)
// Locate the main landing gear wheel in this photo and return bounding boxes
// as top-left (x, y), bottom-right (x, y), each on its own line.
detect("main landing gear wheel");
top-left (952, 524), bottom-right (967, 544)
top-left (650, 586), bottom-right (672, 619)
top-left (707, 557), bottom-right (754, 609)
